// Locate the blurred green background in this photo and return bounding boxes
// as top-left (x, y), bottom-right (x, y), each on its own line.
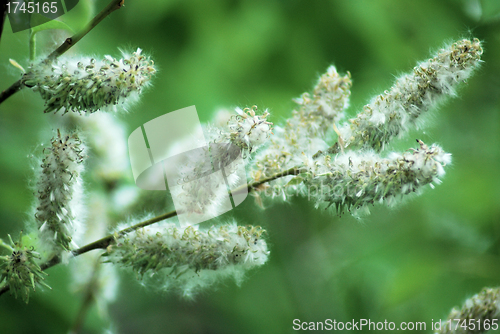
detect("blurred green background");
top-left (1, 0), bottom-right (500, 333)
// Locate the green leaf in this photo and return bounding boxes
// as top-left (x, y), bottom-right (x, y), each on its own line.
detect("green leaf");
top-left (58, 0), bottom-right (94, 31)
top-left (286, 176), bottom-right (304, 187)
top-left (30, 15), bottom-right (75, 35)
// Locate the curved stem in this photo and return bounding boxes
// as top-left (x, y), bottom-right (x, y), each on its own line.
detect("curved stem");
top-left (0, 0), bottom-right (124, 105)
top-left (0, 81), bottom-right (23, 104)
top-left (47, 0), bottom-right (124, 61)
top-left (72, 209), bottom-right (179, 257)
top-left (0, 165), bottom-right (303, 298)
top-left (250, 166), bottom-right (304, 188)
top-left (232, 166), bottom-right (305, 196)
top-left (72, 166), bottom-right (302, 256)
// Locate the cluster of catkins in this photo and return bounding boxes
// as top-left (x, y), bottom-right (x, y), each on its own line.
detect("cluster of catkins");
top-left (1, 48), bottom-right (274, 302)
top-left (0, 38), bottom-right (483, 303)
top-left (253, 38), bottom-right (482, 215)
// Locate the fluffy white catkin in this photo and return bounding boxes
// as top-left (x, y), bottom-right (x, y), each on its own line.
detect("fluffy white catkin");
top-left (103, 222), bottom-right (269, 298)
top-left (22, 48), bottom-right (156, 114)
top-left (302, 140), bottom-right (451, 215)
top-left (209, 106), bottom-right (273, 158)
top-left (254, 66), bottom-right (351, 180)
top-left (294, 65), bottom-right (351, 134)
top-left (335, 38), bottom-right (483, 153)
top-left (173, 106), bottom-right (272, 221)
top-left (57, 112), bottom-right (130, 184)
top-left (435, 287), bottom-right (500, 334)
top-left (250, 38), bottom-right (481, 212)
top-left (35, 130), bottom-right (85, 252)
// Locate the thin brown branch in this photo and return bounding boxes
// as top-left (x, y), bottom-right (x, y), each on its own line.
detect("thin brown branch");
top-left (72, 209), bottom-right (179, 257)
top-left (232, 166), bottom-right (305, 196)
top-left (0, 0), bottom-right (124, 105)
top-left (0, 164), bottom-right (302, 298)
top-left (0, 80), bottom-right (23, 104)
top-left (47, 0), bottom-right (124, 60)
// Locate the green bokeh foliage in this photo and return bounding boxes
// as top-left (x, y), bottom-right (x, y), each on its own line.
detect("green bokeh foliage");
top-left (0, 0), bottom-right (499, 333)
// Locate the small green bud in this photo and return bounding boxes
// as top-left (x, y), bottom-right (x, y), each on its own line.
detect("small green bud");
top-left (0, 232), bottom-right (51, 304)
